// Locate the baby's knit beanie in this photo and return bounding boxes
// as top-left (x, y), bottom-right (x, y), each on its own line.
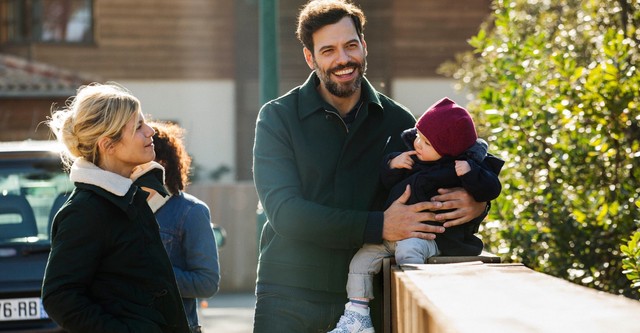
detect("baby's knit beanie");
top-left (415, 97), bottom-right (477, 157)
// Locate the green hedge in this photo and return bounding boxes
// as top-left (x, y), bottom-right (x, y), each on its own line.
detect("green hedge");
top-left (439, 0), bottom-right (640, 298)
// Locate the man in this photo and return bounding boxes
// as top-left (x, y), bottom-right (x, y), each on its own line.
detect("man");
top-left (252, 1), bottom-right (487, 332)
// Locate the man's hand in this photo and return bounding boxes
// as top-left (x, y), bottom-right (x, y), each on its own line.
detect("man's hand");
top-left (382, 185), bottom-right (445, 242)
top-left (431, 187), bottom-right (487, 228)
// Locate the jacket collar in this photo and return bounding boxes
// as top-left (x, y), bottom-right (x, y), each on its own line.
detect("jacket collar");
top-left (70, 159), bottom-right (168, 213)
top-left (297, 71), bottom-right (384, 120)
top-left (70, 159), bottom-right (166, 196)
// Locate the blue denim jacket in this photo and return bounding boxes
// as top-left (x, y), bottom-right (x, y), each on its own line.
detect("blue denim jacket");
top-left (156, 192), bottom-right (220, 329)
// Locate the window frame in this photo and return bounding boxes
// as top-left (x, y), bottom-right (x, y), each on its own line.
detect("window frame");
top-left (0, 0), bottom-right (94, 45)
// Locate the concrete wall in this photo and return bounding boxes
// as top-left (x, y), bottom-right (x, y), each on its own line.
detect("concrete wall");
top-left (392, 78), bottom-right (471, 117)
top-left (121, 80), bottom-right (236, 182)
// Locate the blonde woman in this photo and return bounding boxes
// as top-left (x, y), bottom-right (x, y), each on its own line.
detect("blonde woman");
top-left (42, 83), bottom-right (190, 333)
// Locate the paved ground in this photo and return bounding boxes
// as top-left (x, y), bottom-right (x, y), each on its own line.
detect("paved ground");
top-left (199, 293), bottom-right (256, 333)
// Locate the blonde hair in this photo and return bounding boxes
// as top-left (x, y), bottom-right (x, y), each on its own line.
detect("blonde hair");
top-left (47, 82), bottom-right (141, 169)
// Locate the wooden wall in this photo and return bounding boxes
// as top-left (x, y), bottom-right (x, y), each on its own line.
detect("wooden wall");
top-left (390, 263), bottom-right (640, 333)
top-left (276, 0), bottom-right (492, 87)
top-left (0, 99), bottom-right (65, 141)
top-left (1, 0), bottom-right (490, 81)
top-left (391, 0), bottom-right (493, 77)
top-left (1, 0), bottom-right (492, 178)
top-left (1, 0), bottom-right (235, 80)
top-left (188, 182), bottom-right (259, 294)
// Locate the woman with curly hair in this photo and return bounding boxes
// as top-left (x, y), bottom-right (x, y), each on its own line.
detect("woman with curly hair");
top-left (146, 121), bottom-right (220, 333)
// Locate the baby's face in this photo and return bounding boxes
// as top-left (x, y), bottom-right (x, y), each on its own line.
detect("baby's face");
top-left (414, 130), bottom-right (442, 162)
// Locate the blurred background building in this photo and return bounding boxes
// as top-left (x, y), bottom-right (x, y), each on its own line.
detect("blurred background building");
top-left (0, 0), bottom-right (491, 292)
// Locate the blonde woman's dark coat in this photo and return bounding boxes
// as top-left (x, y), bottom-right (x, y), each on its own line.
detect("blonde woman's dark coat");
top-left (42, 161), bottom-right (190, 333)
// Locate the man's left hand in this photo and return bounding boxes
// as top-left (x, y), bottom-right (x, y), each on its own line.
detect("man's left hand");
top-left (431, 187), bottom-right (487, 227)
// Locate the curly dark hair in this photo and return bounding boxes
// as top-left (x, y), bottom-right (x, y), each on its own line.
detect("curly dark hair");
top-left (149, 121), bottom-right (191, 194)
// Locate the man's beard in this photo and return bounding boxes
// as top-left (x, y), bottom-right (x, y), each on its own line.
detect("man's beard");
top-left (314, 58), bottom-right (367, 98)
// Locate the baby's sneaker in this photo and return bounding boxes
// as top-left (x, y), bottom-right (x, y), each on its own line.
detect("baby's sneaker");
top-left (328, 302), bottom-right (374, 333)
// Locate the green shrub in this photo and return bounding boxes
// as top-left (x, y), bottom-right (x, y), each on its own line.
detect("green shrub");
top-left (621, 230), bottom-right (640, 292)
top-left (439, 0), bottom-right (640, 298)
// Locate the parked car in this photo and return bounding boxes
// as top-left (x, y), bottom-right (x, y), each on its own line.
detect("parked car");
top-left (0, 140), bottom-right (71, 332)
top-left (0, 140), bottom-right (226, 332)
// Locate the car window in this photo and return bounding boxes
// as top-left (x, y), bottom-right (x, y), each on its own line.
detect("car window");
top-left (0, 158), bottom-right (73, 246)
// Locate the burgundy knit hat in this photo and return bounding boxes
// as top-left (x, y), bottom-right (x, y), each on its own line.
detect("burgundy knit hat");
top-left (415, 97), bottom-right (477, 157)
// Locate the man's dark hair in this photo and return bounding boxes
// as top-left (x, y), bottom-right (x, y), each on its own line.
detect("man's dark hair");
top-left (296, 0), bottom-right (366, 53)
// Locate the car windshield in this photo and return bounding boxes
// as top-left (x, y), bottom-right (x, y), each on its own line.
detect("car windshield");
top-left (0, 158), bottom-right (73, 246)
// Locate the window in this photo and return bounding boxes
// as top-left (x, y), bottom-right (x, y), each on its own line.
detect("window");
top-left (0, 0), bottom-right (93, 44)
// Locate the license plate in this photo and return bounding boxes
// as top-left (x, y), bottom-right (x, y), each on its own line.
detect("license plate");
top-left (0, 297), bottom-right (49, 321)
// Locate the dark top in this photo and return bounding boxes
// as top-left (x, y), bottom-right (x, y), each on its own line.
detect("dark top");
top-left (381, 130), bottom-right (504, 255)
top-left (42, 163), bottom-right (190, 333)
top-left (253, 72), bottom-right (416, 301)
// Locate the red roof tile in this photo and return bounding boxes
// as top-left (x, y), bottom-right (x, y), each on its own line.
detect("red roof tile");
top-left (0, 53), bottom-right (101, 98)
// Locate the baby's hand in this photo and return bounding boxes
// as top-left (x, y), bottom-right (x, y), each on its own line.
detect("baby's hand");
top-left (390, 151), bottom-right (417, 170)
top-left (455, 160), bottom-right (471, 176)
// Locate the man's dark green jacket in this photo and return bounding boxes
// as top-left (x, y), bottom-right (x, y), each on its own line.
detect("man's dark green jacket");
top-left (42, 160), bottom-right (190, 333)
top-left (253, 72), bottom-right (416, 300)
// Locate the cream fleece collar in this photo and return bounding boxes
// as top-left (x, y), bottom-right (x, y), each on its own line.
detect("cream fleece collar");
top-left (148, 191), bottom-right (171, 212)
top-left (70, 158), bottom-right (165, 197)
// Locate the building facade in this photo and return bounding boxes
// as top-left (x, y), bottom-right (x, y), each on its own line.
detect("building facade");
top-left (0, 0), bottom-right (492, 182)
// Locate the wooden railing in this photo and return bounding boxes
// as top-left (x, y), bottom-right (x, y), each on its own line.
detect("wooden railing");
top-left (384, 260), bottom-right (640, 333)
